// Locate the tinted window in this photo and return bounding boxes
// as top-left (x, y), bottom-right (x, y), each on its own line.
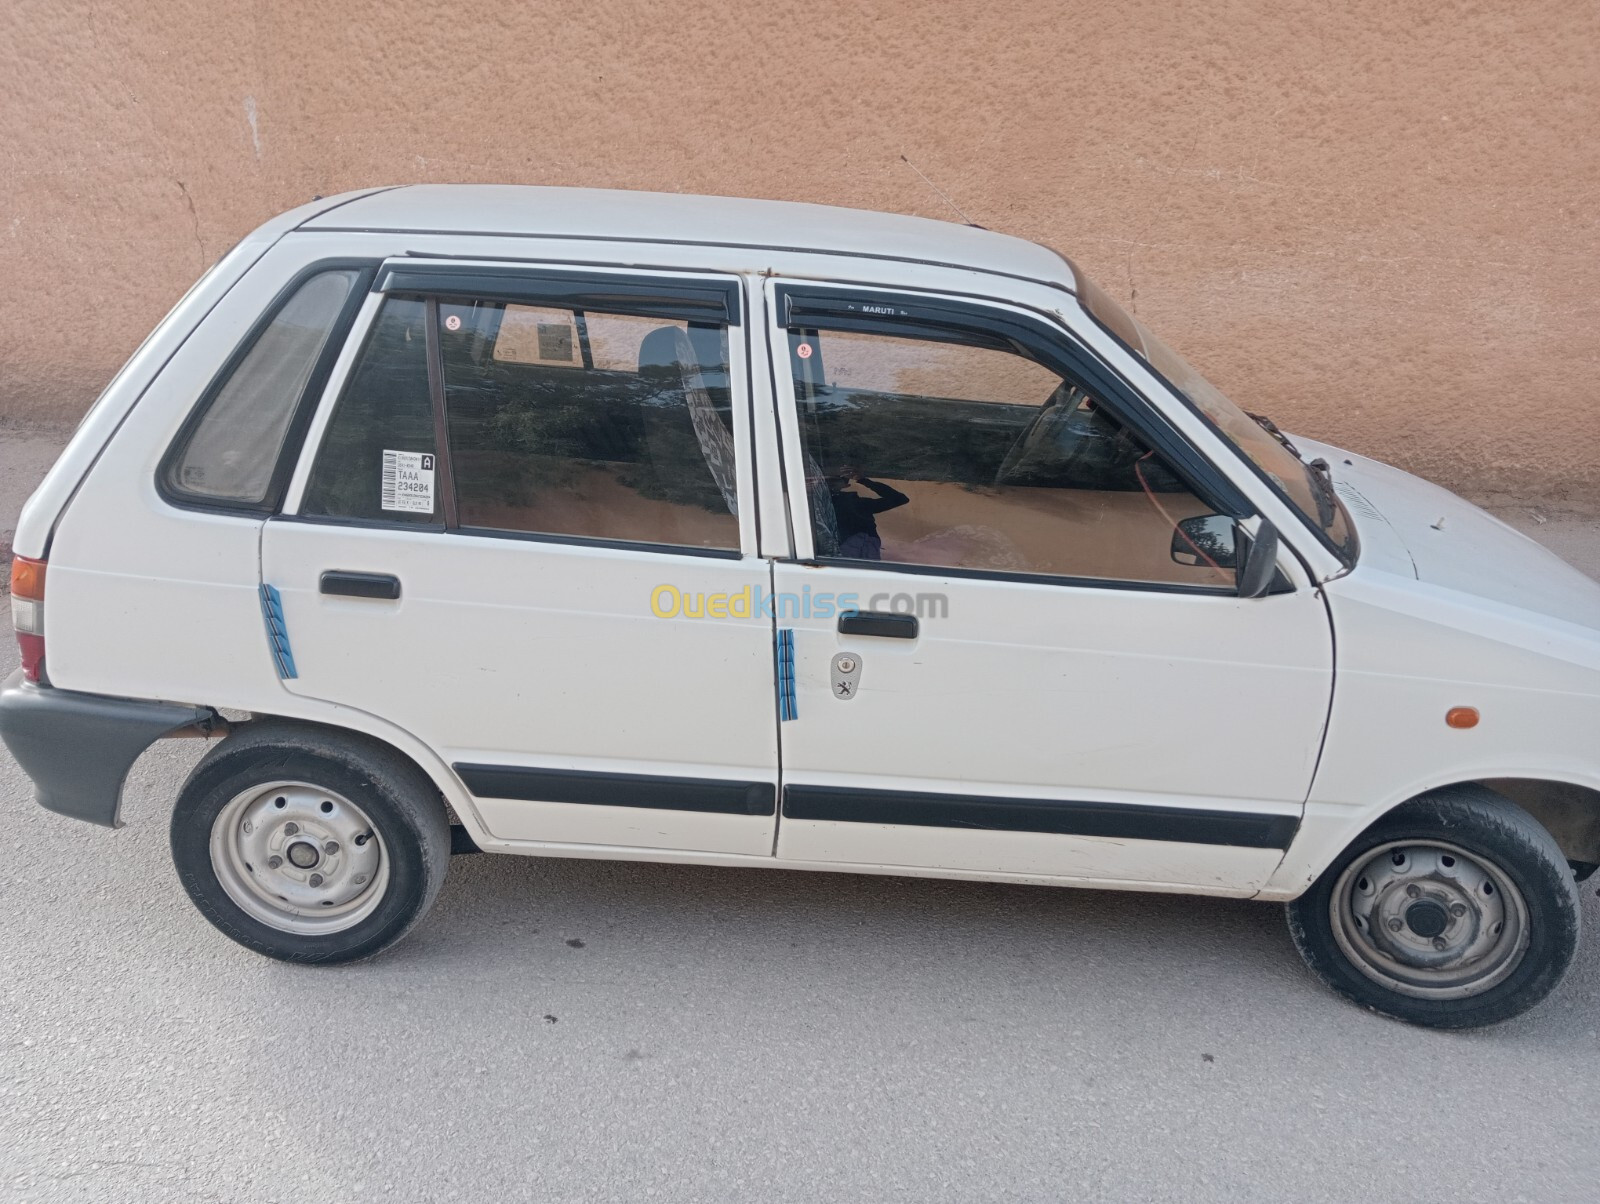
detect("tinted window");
top-left (300, 293), bottom-right (741, 551)
top-left (789, 326), bottom-right (1235, 589)
top-left (301, 297), bottom-right (438, 524)
top-left (165, 269), bottom-right (358, 507)
top-left (439, 300), bottom-right (739, 549)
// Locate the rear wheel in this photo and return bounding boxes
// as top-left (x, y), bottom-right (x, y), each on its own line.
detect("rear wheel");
top-left (1287, 785), bottom-right (1581, 1028)
top-left (171, 722), bottom-right (451, 963)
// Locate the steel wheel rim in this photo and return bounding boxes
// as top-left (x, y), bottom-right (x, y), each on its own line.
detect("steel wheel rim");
top-left (209, 781), bottom-right (390, 936)
top-left (1329, 839), bottom-right (1530, 1000)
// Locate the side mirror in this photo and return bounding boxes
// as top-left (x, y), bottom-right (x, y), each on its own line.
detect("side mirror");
top-left (1172, 515), bottom-right (1282, 598)
top-left (1171, 514), bottom-right (1238, 569)
top-left (1236, 520), bottom-right (1281, 599)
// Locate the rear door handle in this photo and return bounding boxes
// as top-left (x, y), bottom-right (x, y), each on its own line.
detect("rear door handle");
top-left (837, 611), bottom-right (918, 639)
top-left (319, 571), bottom-right (401, 600)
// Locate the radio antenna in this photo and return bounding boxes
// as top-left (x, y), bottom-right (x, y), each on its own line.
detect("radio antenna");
top-left (900, 154), bottom-right (984, 228)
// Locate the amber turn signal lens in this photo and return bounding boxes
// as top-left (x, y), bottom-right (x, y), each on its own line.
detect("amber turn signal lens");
top-left (1446, 707), bottom-right (1479, 729)
top-left (9, 556), bottom-right (46, 601)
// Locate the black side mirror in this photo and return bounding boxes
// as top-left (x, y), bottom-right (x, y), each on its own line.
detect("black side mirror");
top-left (1236, 520), bottom-right (1281, 599)
top-left (1171, 514), bottom-right (1238, 569)
top-left (1172, 515), bottom-right (1282, 598)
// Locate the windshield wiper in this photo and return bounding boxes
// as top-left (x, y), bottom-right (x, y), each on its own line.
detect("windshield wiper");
top-left (1248, 411), bottom-right (1302, 459)
top-left (1304, 456), bottom-right (1338, 527)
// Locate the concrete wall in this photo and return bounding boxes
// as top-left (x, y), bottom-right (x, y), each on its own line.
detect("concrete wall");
top-left (3, 0), bottom-right (1597, 503)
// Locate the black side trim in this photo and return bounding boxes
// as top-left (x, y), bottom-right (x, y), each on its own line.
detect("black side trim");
top-left (455, 764), bottom-right (776, 817)
top-left (377, 264), bottom-right (741, 325)
top-left (782, 785), bottom-right (1299, 850)
top-left (0, 670), bottom-right (213, 829)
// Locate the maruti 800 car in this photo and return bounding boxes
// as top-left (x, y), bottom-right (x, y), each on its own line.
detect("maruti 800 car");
top-left (3, 186), bottom-right (1597, 1028)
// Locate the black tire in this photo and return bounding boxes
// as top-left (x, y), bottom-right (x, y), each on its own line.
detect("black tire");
top-left (171, 720), bottom-right (451, 964)
top-left (1287, 784), bottom-right (1581, 1028)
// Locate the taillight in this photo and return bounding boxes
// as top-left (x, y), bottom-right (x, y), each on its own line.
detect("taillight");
top-left (10, 555), bottom-right (46, 683)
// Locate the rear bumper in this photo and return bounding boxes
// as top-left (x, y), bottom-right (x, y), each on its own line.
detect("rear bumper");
top-left (0, 669), bottom-right (213, 828)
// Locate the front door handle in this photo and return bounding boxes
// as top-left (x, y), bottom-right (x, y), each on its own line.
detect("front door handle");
top-left (319, 571), bottom-right (401, 600)
top-left (837, 611), bottom-right (918, 639)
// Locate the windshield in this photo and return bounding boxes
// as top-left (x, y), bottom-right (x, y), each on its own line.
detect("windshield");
top-left (1074, 271), bottom-right (1356, 564)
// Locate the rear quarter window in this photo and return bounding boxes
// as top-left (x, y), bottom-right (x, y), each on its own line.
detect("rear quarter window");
top-left (161, 266), bottom-right (365, 510)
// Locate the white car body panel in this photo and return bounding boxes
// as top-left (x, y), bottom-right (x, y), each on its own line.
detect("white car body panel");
top-left (1261, 442), bottom-right (1600, 897)
top-left (15, 185), bottom-right (1599, 905)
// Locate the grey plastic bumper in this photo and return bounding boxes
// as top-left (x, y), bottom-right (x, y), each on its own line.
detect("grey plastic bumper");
top-left (0, 669), bottom-right (213, 828)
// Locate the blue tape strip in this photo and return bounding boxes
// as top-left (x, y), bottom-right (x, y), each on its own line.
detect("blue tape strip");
top-left (776, 628), bottom-right (796, 722)
top-left (258, 583), bottom-right (298, 680)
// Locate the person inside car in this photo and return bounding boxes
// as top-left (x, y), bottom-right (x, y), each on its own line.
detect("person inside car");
top-left (828, 466), bottom-right (909, 560)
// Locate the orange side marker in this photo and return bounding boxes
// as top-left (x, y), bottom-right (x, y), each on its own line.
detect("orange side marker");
top-left (1446, 707), bottom-right (1480, 729)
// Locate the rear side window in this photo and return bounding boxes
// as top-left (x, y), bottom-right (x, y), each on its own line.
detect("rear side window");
top-left (300, 290), bottom-right (741, 551)
top-left (162, 267), bottom-right (362, 509)
top-left (440, 301), bottom-right (738, 548)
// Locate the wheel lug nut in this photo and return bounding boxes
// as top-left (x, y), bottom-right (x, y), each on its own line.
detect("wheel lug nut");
top-left (353, 873), bottom-right (367, 885)
top-left (1405, 885), bottom-right (1421, 899)
top-left (283, 822), bottom-right (299, 836)
top-left (1388, 917), bottom-right (1404, 932)
top-left (1432, 937), bottom-right (1448, 951)
top-left (309, 873), bottom-right (324, 887)
top-left (1450, 903), bottom-right (1467, 917)
top-left (323, 841), bottom-right (339, 855)
top-left (268, 856), bottom-right (282, 869)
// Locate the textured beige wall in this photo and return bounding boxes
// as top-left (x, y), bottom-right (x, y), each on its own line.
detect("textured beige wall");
top-left (2, 1), bottom-right (1597, 503)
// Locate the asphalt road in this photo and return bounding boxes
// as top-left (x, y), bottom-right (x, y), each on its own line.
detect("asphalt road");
top-left (2, 429), bottom-right (1598, 1203)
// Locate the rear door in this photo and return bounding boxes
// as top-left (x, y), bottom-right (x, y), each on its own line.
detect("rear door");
top-left (262, 261), bottom-right (779, 855)
top-left (764, 281), bottom-right (1335, 892)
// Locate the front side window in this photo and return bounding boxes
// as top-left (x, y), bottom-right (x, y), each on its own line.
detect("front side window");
top-left (788, 323), bottom-right (1236, 590)
top-left (301, 289), bottom-right (741, 552)
top-left (164, 268), bottom-right (360, 508)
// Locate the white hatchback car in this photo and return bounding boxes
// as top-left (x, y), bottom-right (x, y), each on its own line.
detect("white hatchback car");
top-left (4, 186), bottom-right (1596, 1028)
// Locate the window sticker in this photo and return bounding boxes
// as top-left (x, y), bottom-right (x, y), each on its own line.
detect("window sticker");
top-left (380, 450), bottom-right (435, 514)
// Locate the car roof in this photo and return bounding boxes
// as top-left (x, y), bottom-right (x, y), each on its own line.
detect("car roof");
top-left (300, 184), bottom-right (1078, 290)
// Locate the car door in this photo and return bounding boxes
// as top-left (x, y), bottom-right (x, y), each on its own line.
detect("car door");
top-left (261, 261), bottom-right (778, 856)
top-left (765, 281), bottom-right (1335, 892)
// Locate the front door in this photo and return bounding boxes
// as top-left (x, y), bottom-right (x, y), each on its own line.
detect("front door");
top-left (263, 262), bottom-right (778, 856)
top-left (766, 282), bottom-right (1334, 892)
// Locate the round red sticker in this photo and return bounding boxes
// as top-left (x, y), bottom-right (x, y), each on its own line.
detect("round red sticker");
top-left (444, 314), bottom-right (462, 332)
top-left (796, 342), bottom-right (813, 359)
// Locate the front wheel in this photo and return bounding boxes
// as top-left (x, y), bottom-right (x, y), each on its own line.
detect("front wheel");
top-left (171, 722), bottom-right (451, 964)
top-left (1286, 785), bottom-right (1581, 1028)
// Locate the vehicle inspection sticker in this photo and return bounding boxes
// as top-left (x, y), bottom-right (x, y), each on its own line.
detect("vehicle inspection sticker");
top-left (444, 314), bottom-right (462, 332)
top-left (380, 450), bottom-right (435, 513)
top-left (796, 342), bottom-right (813, 359)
